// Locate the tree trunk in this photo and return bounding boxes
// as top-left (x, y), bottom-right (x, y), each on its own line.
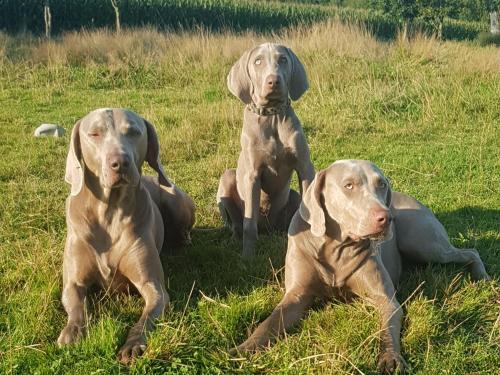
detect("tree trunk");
top-left (44, 2), bottom-right (52, 39)
top-left (111, 0), bottom-right (121, 34)
top-left (402, 20), bottom-right (409, 42)
top-left (437, 18), bottom-right (443, 40)
top-left (21, 11), bottom-right (27, 34)
top-left (491, 11), bottom-right (499, 34)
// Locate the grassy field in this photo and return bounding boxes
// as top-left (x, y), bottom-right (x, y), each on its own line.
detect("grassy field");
top-left (0, 21), bottom-right (499, 374)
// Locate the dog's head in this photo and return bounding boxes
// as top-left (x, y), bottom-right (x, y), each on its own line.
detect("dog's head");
top-left (227, 43), bottom-right (308, 107)
top-left (65, 108), bottom-right (171, 196)
top-left (299, 160), bottom-right (392, 241)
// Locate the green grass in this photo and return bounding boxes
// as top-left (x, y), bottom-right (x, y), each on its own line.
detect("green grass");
top-left (0, 22), bottom-right (499, 374)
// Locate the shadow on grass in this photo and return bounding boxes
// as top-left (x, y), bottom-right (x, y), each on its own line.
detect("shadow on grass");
top-left (162, 225), bottom-right (288, 310)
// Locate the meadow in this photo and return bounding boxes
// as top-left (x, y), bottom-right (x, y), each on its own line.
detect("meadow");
top-left (0, 20), bottom-right (499, 374)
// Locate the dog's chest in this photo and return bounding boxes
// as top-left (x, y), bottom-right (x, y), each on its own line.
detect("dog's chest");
top-left (82, 217), bottom-right (137, 286)
top-left (317, 241), bottom-right (372, 290)
top-left (260, 135), bottom-right (296, 172)
top-left (254, 120), bottom-right (298, 170)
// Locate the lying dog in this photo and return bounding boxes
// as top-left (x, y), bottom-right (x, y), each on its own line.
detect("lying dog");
top-left (58, 108), bottom-right (194, 363)
top-left (217, 43), bottom-right (315, 257)
top-left (233, 160), bottom-right (489, 373)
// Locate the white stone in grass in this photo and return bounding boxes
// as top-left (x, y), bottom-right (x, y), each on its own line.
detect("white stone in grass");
top-left (34, 124), bottom-right (65, 137)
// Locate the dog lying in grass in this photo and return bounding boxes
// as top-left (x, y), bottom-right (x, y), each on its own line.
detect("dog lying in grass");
top-left (233, 160), bottom-right (490, 374)
top-left (58, 108), bottom-right (194, 363)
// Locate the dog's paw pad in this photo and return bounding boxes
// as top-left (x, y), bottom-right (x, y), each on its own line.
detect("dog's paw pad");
top-left (117, 340), bottom-right (146, 364)
top-left (377, 352), bottom-right (406, 374)
top-left (57, 324), bottom-right (83, 347)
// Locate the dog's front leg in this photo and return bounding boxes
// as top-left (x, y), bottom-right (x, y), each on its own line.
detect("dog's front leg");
top-left (58, 280), bottom-right (87, 346)
top-left (58, 238), bottom-right (89, 346)
top-left (234, 289), bottom-right (313, 353)
top-left (348, 256), bottom-right (406, 374)
top-left (375, 296), bottom-right (405, 374)
top-left (117, 245), bottom-right (168, 364)
top-left (297, 163), bottom-right (314, 197)
top-left (242, 170), bottom-right (261, 258)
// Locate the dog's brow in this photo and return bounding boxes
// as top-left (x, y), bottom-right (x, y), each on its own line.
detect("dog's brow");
top-left (341, 176), bottom-right (361, 185)
top-left (122, 123), bottom-right (142, 135)
top-left (103, 109), bottom-right (115, 129)
top-left (89, 121), bottom-right (106, 131)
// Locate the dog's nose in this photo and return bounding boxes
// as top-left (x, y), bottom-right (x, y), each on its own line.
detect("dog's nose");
top-left (372, 209), bottom-right (391, 228)
top-left (265, 74), bottom-right (280, 88)
top-left (108, 154), bottom-right (130, 173)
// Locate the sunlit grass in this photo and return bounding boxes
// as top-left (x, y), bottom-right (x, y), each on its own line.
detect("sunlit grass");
top-left (0, 21), bottom-right (498, 374)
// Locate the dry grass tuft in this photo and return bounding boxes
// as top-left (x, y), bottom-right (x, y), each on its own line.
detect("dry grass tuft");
top-left (393, 31), bottom-right (500, 74)
top-left (0, 20), bottom-right (382, 68)
top-left (283, 19), bottom-right (384, 59)
top-left (2, 21), bottom-right (499, 75)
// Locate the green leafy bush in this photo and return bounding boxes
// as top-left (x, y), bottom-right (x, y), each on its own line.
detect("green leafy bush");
top-left (477, 31), bottom-right (500, 45)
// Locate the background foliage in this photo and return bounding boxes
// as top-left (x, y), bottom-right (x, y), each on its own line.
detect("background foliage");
top-left (0, 0), bottom-right (496, 40)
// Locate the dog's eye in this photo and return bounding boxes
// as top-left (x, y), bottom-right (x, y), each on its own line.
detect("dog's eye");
top-left (344, 183), bottom-right (353, 190)
top-left (255, 58), bottom-right (262, 65)
top-left (88, 132), bottom-right (100, 138)
top-left (279, 56), bottom-right (287, 64)
top-left (378, 181), bottom-right (387, 189)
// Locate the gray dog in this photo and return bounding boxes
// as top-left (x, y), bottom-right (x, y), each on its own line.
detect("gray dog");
top-left (233, 160), bottom-right (489, 374)
top-left (217, 43), bottom-right (315, 257)
top-left (59, 108), bottom-right (194, 363)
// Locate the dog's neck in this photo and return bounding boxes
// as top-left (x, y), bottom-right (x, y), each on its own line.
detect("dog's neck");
top-left (322, 214), bottom-right (374, 257)
top-left (320, 224), bottom-right (373, 287)
top-left (246, 98), bottom-right (291, 116)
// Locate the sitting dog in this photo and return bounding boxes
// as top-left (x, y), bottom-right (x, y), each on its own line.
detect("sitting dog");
top-left (58, 108), bottom-right (194, 363)
top-left (233, 160), bottom-right (489, 373)
top-left (217, 43), bottom-right (315, 257)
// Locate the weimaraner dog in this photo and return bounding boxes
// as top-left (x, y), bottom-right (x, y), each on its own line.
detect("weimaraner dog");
top-left (58, 108), bottom-right (195, 363)
top-left (233, 160), bottom-right (489, 374)
top-left (217, 43), bottom-right (315, 257)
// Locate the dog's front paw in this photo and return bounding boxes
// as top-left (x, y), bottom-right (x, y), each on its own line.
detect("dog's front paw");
top-left (470, 263), bottom-right (490, 281)
top-left (117, 336), bottom-right (147, 364)
top-left (229, 338), bottom-right (264, 356)
top-left (57, 324), bottom-right (84, 346)
top-left (377, 351), bottom-right (406, 374)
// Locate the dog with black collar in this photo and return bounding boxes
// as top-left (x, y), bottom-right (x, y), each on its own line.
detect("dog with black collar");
top-left (217, 43), bottom-right (315, 258)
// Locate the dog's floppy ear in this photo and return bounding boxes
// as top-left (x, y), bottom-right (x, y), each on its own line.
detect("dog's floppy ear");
top-left (144, 119), bottom-right (172, 188)
top-left (65, 121), bottom-right (84, 196)
top-left (227, 48), bottom-right (254, 104)
top-left (299, 170), bottom-right (326, 237)
top-left (385, 179), bottom-right (392, 208)
top-left (287, 47), bottom-right (308, 101)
